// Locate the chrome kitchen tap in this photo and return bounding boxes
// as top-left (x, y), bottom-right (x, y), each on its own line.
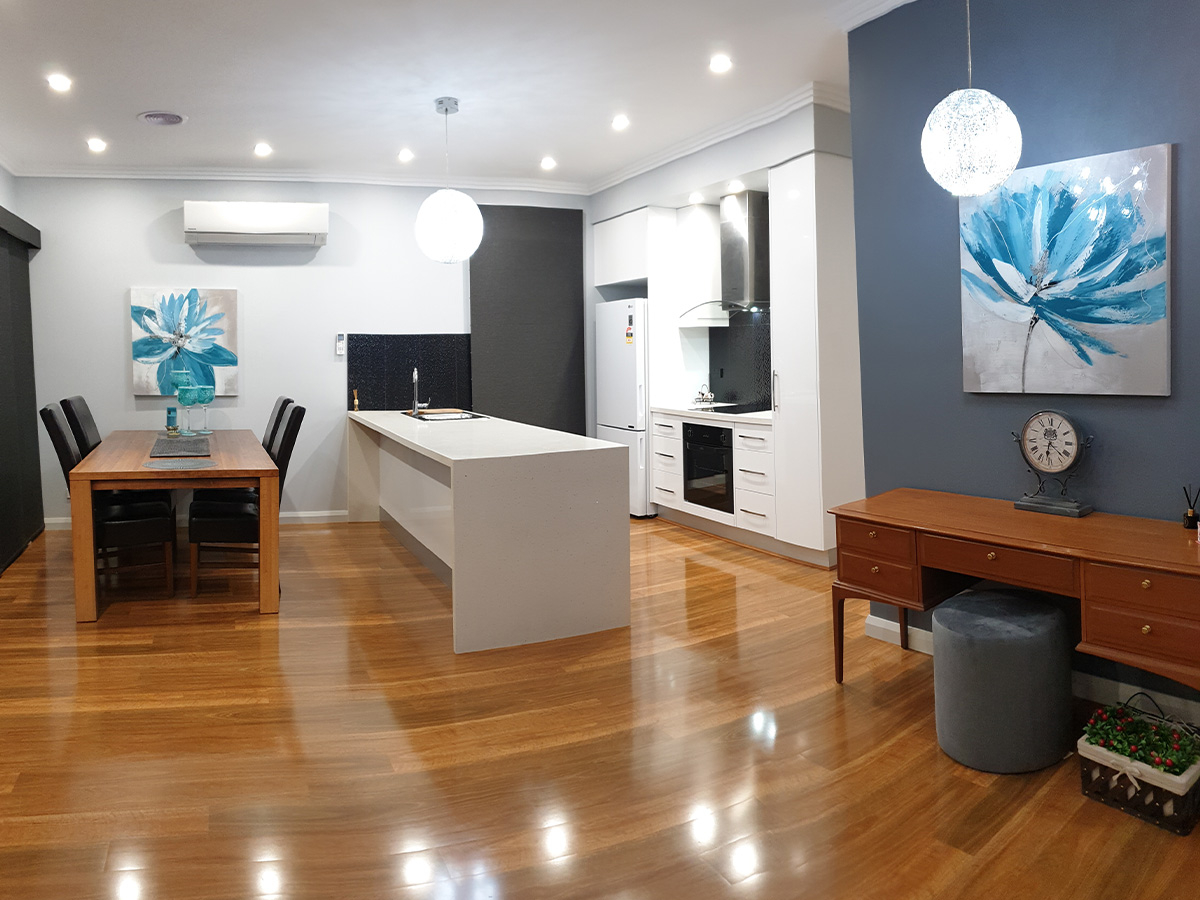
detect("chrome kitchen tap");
top-left (412, 368), bottom-right (429, 416)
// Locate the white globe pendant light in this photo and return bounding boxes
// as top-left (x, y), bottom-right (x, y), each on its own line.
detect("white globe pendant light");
top-left (415, 97), bottom-right (484, 263)
top-left (921, 0), bottom-right (1022, 197)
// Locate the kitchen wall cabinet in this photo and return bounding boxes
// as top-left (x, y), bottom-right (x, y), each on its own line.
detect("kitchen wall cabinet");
top-left (768, 152), bottom-right (864, 552)
top-left (593, 208), bottom-right (651, 286)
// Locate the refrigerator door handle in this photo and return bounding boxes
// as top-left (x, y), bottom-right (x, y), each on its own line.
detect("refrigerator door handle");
top-left (772, 370), bottom-right (780, 412)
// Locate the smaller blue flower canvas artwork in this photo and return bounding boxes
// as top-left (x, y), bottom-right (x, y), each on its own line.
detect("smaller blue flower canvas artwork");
top-left (960, 144), bottom-right (1170, 395)
top-left (130, 287), bottom-right (239, 396)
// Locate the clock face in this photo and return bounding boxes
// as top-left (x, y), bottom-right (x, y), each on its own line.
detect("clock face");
top-left (1021, 411), bottom-right (1080, 474)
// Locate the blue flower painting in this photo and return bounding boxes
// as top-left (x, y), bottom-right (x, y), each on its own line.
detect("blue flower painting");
top-left (960, 144), bottom-right (1170, 394)
top-left (130, 287), bottom-right (239, 396)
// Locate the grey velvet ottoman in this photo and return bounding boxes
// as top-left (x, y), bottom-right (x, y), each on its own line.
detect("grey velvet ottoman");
top-left (932, 588), bottom-right (1073, 773)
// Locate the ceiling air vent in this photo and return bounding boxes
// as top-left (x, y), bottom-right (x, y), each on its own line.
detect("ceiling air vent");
top-left (137, 111), bottom-right (187, 126)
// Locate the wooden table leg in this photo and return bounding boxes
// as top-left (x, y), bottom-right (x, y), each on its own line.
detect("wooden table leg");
top-left (70, 481), bottom-right (97, 622)
top-left (832, 586), bottom-right (846, 684)
top-left (898, 607), bottom-right (909, 650)
top-left (258, 473), bottom-right (280, 614)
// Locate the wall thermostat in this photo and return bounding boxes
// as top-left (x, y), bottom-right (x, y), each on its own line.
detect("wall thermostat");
top-left (335, 333), bottom-right (346, 356)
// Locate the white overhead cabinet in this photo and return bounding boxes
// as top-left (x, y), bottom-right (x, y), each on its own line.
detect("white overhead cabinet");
top-left (768, 152), bottom-right (865, 552)
top-left (593, 208), bottom-right (651, 286)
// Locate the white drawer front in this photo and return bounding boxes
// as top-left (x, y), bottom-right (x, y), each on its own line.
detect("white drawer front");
top-left (733, 426), bottom-right (773, 454)
top-left (734, 456), bottom-right (775, 495)
top-left (736, 490), bottom-right (776, 536)
top-left (652, 469), bottom-right (683, 508)
top-left (651, 416), bottom-right (683, 439)
top-left (651, 435), bottom-right (683, 474)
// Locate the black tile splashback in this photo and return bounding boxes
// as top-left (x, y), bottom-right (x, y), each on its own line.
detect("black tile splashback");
top-left (347, 334), bottom-right (472, 411)
top-left (708, 309), bottom-right (772, 406)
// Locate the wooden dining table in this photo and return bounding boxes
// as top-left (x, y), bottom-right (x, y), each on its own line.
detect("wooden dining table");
top-left (69, 429), bottom-right (279, 622)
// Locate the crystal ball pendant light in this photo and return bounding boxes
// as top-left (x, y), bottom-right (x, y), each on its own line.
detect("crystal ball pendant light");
top-left (415, 97), bottom-right (484, 263)
top-left (921, 0), bottom-right (1022, 197)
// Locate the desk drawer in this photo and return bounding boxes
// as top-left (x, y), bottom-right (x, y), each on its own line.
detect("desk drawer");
top-left (919, 534), bottom-right (1077, 595)
top-left (838, 550), bottom-right (918, 604)
top-left (1083, 562), bottom-right (1200, 619)
top-left (837, 519), bottom-right (915, 564)
top-left (1083, 601), bottom-right (1200, 667)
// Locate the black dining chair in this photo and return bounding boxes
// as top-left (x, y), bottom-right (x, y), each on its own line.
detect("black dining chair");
top-left (61, 394), bottom-right (173, 506)
top-left (40, 403), bottom-right (177, 595)
top-left (188, 404), bottom-right (305, 597)
top-left (192, 396), bottom-right (293, 505)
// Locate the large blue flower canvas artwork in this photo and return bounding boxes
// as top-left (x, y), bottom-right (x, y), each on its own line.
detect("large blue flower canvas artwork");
top-left (960, 144), bottom-right (1170, 394)
top-left (130, 287), bottom-right (239, 396)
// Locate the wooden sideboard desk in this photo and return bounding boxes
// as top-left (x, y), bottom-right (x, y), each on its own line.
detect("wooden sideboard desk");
top-left (829, 489), bottom-right (1200, 691)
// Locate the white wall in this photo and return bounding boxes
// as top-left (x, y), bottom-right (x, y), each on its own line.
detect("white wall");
top-left (18, 177), bottom-right (584, 522)
top-left (0, 164), bottom-right (15, 213)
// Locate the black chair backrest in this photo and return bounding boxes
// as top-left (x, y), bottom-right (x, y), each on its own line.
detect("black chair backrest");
top-left (61, 395), bottom-right (102, 457)
top-left (268, 404), bottom-right (305, 490)
top-left (39, 404), bottom-right (82, 492)
top-left (262, 396), bottom-right (294, 450)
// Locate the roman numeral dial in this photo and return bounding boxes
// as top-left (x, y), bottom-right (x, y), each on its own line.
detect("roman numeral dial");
top-left (1019, 410), bottom-right (1083, 475)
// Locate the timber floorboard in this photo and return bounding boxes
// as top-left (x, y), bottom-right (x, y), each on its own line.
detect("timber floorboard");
top-left (0, 519), bottom-right (1195, 899)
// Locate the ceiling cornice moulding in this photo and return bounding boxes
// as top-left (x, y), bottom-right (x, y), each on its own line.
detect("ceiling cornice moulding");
top-left (10, 167), bottom-right (590, 196)
top-left (827, 0), bottom-right (918, 32)
top-left (586, 81), bottom-right (850, 195)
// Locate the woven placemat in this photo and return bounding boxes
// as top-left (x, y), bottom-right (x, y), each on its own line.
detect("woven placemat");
top-left (143, 458), bottom-right (217, 470)
top-left (150, 436), bottom-right (210, 457)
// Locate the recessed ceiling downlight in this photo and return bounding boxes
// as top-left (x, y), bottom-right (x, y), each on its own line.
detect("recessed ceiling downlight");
top-left (254, 142), bottom-right (273, 158)
top-left (709, 54), bottom-right (732, 74)
top-left (611, 114), bottom-right (630, 131)
top-left (87, 138), bottom-right (107, 153)
top-left (540, 156), bottom-right (557, 171)
top-left (398, 148), bottom-right (415, 163)
top-left (137, 111), bottom-right (187, 126)
top-left (47, 73), bottom-right (72, 92)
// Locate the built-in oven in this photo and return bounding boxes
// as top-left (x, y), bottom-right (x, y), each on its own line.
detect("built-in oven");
top-left (683, 422), bottom-right (734, 514)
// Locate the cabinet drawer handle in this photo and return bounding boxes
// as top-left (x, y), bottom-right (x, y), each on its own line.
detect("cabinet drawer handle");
top-left (654, 452), bottom-right (675, 458)
top-left (739, 508), bottom-right (767, 517)
top-left (1142, 624), bottom-right (1152, 635)
top-left (656, 423), bottom-right (675, 429)
top-left (656, 487), bottom-right (675, 494)
top-left (738, 468), bottom-right (766, 476)
top-left (870, 566), bottom-right (880, 574)
top-left (986, 551), bottom-right (997, 561)
top-left (740, 435), bottom-right (767, 442)
top-left (1142, 579), bottom-right (1151, 589)
top-left (868, 530), bottom-right (877, 539)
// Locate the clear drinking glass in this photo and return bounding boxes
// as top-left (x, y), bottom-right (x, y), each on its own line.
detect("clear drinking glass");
top-left (195, 386), bottom-right (216, 435)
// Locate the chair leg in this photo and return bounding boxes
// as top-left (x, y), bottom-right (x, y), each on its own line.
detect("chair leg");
top-left (190, 543), bottom-right (199, 598)
top-left (164, 541), bottom-right (175, 595)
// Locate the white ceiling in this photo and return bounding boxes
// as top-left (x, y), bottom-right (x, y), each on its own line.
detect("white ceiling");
top-left (0, 0), bottom-right (912, 194)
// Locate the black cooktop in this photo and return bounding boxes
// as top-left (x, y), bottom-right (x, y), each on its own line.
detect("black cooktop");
top-left (688, 402), bottom-right (770, 415)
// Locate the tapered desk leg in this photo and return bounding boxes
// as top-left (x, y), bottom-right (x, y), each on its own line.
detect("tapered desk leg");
top-left (258, 473), bottom-right (280, 614)
top-left (71, 481), bottom-right (97, 622)
top-left (898, 607), bottom-right (909, 650)
top-left (832, 586), bottom-right (846, 684)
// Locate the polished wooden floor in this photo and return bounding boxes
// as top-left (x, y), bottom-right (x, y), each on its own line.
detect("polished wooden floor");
top-left (0, 520), bottom-right (1195, 899)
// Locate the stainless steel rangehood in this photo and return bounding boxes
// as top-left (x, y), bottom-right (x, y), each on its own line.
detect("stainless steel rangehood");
top-left (719, 190), bottom-right (769, 311)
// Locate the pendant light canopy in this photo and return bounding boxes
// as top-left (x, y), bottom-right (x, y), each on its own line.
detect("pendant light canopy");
top-left (921, 0), bottom-right (1021, 197)
top-left (415, 97), bottom-right (484, 263)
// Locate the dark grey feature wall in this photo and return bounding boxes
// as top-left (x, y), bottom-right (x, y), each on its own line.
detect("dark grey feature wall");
top-left (708, 310), bottom-right (772, 406)
top-left (0, 208), bottom-right (44, 573)
top-left (849, 0), bottom-right (1200, 698)
top-left (469, 206), bottom-right (585, 434)
top-left (346, 334), bottom-right (471, 411)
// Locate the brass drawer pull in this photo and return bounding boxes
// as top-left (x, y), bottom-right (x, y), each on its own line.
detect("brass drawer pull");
top-left (870, 566), bottom-right (880, 574)
top-left (986, 551), bottom-right (997, 561)
top-left (1142, 579), bottom-right (1151, 589)
top-left (1142, 624), bottom-right (1152, 635)
top-left (868, 530), bottom-right (877, 539)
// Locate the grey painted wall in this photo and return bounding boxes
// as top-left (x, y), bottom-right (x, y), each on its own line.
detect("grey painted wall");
top-left (849, 0), bottom-right (1200, 698)
top-left (0, 166), bottom-right (15, 214)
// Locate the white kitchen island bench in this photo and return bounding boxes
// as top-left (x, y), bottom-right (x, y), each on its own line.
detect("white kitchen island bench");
top-left (347, 411), bottom-right (630, 652)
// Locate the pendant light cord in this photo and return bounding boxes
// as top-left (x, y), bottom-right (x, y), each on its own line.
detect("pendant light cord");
top-left (966, 0), bottom-right (973, 89)
top-left (443, 109), bottom-right (450, 189)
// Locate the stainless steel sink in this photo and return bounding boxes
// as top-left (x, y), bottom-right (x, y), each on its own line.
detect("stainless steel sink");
top-left (405, 410), bottom-right (487, 421)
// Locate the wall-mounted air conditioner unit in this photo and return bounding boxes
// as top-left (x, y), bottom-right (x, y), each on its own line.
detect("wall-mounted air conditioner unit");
top-left (183, 201), bottom-right (329, 246)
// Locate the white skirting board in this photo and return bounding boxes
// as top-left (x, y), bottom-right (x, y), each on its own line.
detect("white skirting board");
top-left (44, 510), bottom-right (350, 531)
top-left (863, 614), bottom-right (1200, 724)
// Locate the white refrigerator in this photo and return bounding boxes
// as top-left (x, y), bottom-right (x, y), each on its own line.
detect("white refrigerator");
top-left (595, 298), bottom-right (653, 516)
